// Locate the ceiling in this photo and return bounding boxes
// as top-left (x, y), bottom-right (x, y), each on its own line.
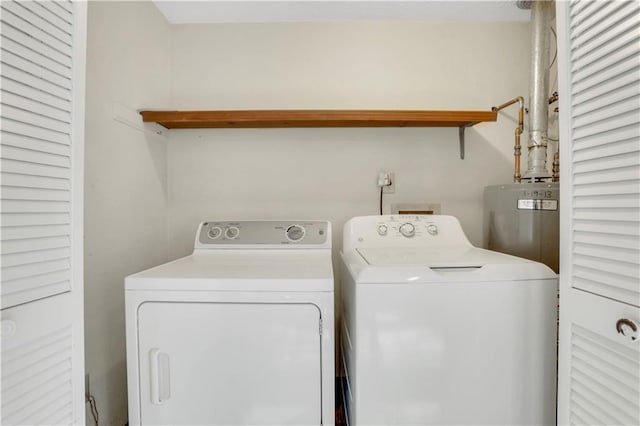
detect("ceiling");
top-left (153, 1), bottom-right (531, 25)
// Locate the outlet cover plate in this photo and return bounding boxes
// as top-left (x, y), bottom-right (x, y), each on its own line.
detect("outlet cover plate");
top-left (383, 173), bottom-right (395, 193)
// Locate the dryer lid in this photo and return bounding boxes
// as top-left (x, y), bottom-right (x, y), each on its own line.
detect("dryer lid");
top-left (126, 250), bottom-right (334, 292)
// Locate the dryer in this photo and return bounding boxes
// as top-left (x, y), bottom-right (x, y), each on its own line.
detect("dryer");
top-left (340, 215), bottom-right (557, 425)
top-left (126, 220), bottom-right (334, 425)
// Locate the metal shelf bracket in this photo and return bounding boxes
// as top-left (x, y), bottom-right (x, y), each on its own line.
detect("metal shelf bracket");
top-left (458, 125), bottom-right (469, 160)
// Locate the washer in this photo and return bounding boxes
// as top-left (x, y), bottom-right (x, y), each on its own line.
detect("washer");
top-left (126, 220), bottom-right (334, 426)
top-left (340, 215), bottom-right (557, 425)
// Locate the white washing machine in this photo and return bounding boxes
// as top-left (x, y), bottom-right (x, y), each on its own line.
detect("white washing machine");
top-left (125, 220), bottom-right (334, 425)
top-left (340, 215), bottom-right (558, 425)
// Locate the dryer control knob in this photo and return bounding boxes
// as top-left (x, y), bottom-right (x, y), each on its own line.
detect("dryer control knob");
top-left (285, 224), bottom-right (306, 242)
top-left (399, 222), bottom-right (415, 238)
top-left (225, 226), bottom-right (240, 240)
top-left (377, 224), bottom-right (388, 236)
top-left (208, 226), bottom-right (222, 239)
top-left (426, 224), bottom-right (439, 236)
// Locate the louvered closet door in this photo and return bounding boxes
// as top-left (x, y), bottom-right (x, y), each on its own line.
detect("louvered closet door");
top-left (1, 0), bottom-right (76, 309)
top-left (0, 1), bottom-right (86, 425)
top-left (557, 1), bottom-right (640, 425)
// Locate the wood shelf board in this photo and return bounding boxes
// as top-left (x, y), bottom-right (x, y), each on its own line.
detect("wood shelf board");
top-left (140, 110), bottom-right (497, 129)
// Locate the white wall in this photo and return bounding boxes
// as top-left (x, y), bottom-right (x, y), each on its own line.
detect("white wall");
top-left (167, 21), bottom-right (532, 259)
top-left (84, 13), bottom-right (533, 424)
top-left (84, 2), bottom-right (170, 424)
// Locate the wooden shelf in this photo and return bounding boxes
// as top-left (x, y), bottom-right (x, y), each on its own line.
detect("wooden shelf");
top-left (139, 109), bottom-right (497, 159)
top-left (140, 109), bottom-right (496, 129)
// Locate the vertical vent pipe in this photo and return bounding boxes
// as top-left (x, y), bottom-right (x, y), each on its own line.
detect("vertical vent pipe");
top-left (524, 0), bottom-right (553, 180)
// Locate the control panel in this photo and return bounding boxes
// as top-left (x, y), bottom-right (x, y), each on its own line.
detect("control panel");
top-left (196, 220), bottom-right (329, 247)
top-left (375, 218), bottom-right (440, 239)
top-left (343, 215), bottom-right (472, 251)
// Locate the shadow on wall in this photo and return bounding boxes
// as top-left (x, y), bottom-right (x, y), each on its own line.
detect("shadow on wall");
top-left (86, 359), bottom-right (128, 426)
top-left (165, 124), bottom-right (514, 260)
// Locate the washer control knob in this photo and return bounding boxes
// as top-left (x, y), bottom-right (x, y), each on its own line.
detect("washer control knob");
top-left (426, 224), bottom-right (439, 236)
top-left (399, 222), bottom-right (416, 238)
top-left (377, 224), bottom-right (388, 236)
top-left (285, 224), bottom-right (306, 242)
top-left (208, 226), bottom-right (222, 239)
top-left (225, 226), bottom-right (240, 240)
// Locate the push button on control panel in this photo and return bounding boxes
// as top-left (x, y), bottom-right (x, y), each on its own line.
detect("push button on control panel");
top-left (427, 224), bottom-right (439, 236)
top-left (377, 224), bottom-right (388, 236)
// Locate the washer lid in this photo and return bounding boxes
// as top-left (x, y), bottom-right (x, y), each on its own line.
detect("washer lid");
top-left (349, 247), bottom-right (556, 282)
top-left (125, 250), bottom-right (333, 292)
top-left (356, 246), bottom-right (520, 267)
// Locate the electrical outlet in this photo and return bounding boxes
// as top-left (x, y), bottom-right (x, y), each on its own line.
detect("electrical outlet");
top-left (377, 172), bottom-right (395, 193)
top-left (377, 172), bottom-right (389, 187)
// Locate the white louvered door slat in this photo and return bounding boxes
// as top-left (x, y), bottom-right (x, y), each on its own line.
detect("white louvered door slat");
top-left (1, 213), bottom-right (70, 228)
top-left (557, 1), bottom-right (640, 425)
top-left (1, 117), bottom-right (71, 145)
top-left (570, 3), bottom-right (639, 66)
top-left (37, 0), bottom-right (72, 21)
top-left (1, 155), bottom-right (71, 177)
top-left (1, 63), bottom-right (72, 102)
top-left (1, 0), bottom-right (73, 307)
top-left (2, 91), bottom-right (73, 124)
top-left (1, 1), bottom-right (73, 54)
top-left (1, 296), bottom-right (74, 425)
top-left (0, 174), bottom-right (70, 191)
top-left (571, 1), bottom-right (637, 49)
top-left (2, 49), bottom-right (73, 90)
top-left (563, 291), bottom-right (640, 425)
top-left (1, 35), bottom-right (72, 79)
top-left (572, 110), bottom-right (639, 141)
top-left (573, 181), bottom-right (638, 198)
top-left (20, 1), bottom-right (74, 35)
top-left (0, 21), bottom-right (72, 67)
top-left (1, 1), bottom-right (85, 425)
top-left (2, 145), bottom-right (71, 167)
top-left (1, 77), bottom-right (72, 113)
top-left (574, 139), bottom-right (640, 163)
top-left (569, 0), bottom-right (620, 35)
top-left (1, 132), bottom-right (71, 156)
top-left (11, 1), bottom-right (73, 39)
top-left (2, 246), bottom-right (71, 267)
top-left (52, 0), bottom-right (73, 14)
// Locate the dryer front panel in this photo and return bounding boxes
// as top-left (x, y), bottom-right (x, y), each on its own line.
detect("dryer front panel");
top-left (136, 302), bottom-right (322, 425)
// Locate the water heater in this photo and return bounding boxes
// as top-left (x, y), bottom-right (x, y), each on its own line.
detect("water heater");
top-left (483, 183), bottom-right (559, 273)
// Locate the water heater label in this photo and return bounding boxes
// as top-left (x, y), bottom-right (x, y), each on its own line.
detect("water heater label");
top-left (517, 199), bottom-right (558, 210)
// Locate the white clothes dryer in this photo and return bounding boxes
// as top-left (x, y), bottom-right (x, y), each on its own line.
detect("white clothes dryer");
top-left (340, 215), bottom-right (557, 425)
top-left (126, 220), bottom-right (334, 426)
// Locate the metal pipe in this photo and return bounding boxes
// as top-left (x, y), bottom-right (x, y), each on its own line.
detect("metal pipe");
top-left (524, 0), bottom-right (553, 180)
top-left (493, 97), bottom-right (523, 112)
top-left (552, 151), bottom-right (560, 182)
top-left (515, 122), bottom-right (523, 183)
top-left (493, 96), bottom-right (525, 183)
